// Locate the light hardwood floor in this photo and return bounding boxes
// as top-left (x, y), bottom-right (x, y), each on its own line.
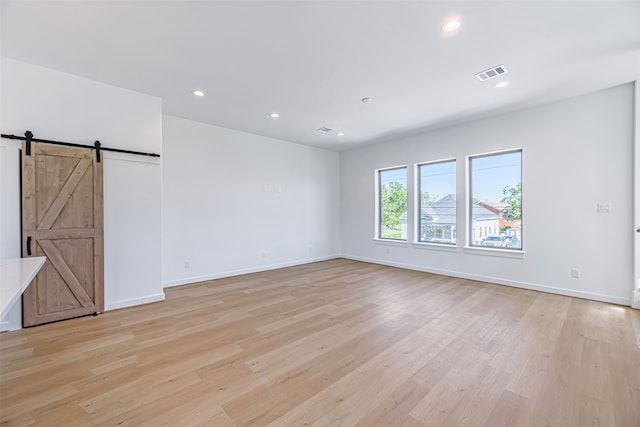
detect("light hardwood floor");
top-left (1, 259), bottom-right (639, 426)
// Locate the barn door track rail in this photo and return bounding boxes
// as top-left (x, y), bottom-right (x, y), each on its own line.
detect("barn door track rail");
top-left (1, 131), bottom-right (160, 162)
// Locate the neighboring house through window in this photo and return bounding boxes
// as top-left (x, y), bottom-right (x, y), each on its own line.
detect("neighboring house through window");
top-left (416, 160), bottom-right (457, 244)
top-left (469, 149), bottom-right (522, 249)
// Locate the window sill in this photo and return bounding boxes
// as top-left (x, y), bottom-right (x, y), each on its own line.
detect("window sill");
top-left (373, 238), bottom-right (408, 247)
top-left (412, 242), bottom-right (458, 252)
top-left (463, 246), bottom-right (525, 259)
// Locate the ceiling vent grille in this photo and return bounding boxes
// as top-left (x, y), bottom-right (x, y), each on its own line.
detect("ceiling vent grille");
top-left (475, 65), bottom-right (508, 81)
top-left (316, 126), bottom-right (333, 133)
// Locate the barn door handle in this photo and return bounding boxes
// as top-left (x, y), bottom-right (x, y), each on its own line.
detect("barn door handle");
top-left (27, 236), bottom-right (32, 256)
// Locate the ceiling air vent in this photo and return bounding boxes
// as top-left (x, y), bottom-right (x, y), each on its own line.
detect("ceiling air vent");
top-left (316, 126), bottom-right (333, 133)
top-left (475, 65), bottom-right (508, 82)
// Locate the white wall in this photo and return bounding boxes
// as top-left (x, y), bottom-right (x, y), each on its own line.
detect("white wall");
top-left (634, 81), bottom-right (640, 308)
top-left (341, 84), bottom-right (635, 305)
top-left (1, 60), bottom-right (632, 333)
top-left (162, 115), bottom-right (340, 287)
top-left (0, 58), bottom-right (164, 330)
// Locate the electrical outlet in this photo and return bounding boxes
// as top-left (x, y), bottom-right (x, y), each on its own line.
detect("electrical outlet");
top-left (571, 268), bottom-right (580, 278)
top-left (262, 251), bottom-right (267, 258)
top-left (385, 248), bottom-right (390, 255)
top-left (184, 260), bottom-right (190, 269)
top-left (597, 203), bottom-right (611, 214)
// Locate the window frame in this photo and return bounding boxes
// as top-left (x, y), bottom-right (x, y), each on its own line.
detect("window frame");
top-left (375, 165), bottom-right (408, 241)
top-left (415, 158), bottom-right (457, 246)
top-left (467, 148), bottom-right (523, 251)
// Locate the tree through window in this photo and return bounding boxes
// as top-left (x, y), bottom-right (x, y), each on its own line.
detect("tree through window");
top-left (378, 167), bottom-right (407, 240)
top-left (469, 150), bottom-right (522, 249)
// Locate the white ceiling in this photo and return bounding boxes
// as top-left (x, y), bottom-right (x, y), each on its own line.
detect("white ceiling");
top-left (2, 1), bottom-right (639, 152)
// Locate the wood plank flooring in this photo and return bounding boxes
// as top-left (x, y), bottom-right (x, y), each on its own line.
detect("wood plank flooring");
top-left (1, 259), bottom-right (639, 426)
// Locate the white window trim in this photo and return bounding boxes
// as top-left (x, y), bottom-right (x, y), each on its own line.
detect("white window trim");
top-left (412, 241), bottom-right (458, 252)
top-left (466, 148), bottom-right (523, 251)
top-left (374, 165), bottom-right (408, 241)
top-left (463, 246), bottom-right (526, 259)
top-left (415, 158), bottom-right (457, 245)
top-left (373, 238), bottom-right (409, 247)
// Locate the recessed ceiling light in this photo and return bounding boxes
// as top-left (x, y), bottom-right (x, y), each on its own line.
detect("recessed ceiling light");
top-left (192, 90), bottom-right (205, 97)
top-left (361, 97), bottom-right (372, 103)
top-left (270, 112), bottom-right (280, 118)
top-left (495, 81), bottom-right (509, 88)
top-left (337, 132), bottom-right (345, 137)
top-left (441, 19), bottom-right (462, 33)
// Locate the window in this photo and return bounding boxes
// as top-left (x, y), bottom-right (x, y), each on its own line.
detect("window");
top-left (469, 150), bottom-right (522, 249)
top-left (377, 167), bottom-right (407, 240)
top-left (417, 160), bottom-right (456, 244)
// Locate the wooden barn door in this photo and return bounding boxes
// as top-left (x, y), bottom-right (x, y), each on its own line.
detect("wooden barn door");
top-left (22, 143), bottom-right (104, 327)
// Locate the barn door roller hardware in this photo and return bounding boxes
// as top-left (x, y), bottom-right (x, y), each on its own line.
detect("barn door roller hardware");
top-left (25, 130), bottom-right (33, 156)
top-left (94, 141), bottom-right (101, 163)
top-left (1, 131), bottom-right (160, 162)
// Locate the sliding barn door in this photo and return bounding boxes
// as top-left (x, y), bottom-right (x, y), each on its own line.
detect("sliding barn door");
top-left (21, 143), bottom-right (104, 327)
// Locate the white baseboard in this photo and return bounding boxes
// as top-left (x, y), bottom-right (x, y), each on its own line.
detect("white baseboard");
top-left (0, 321), bottom-right (20, 332)
top-left (342, 254), bottom-right (632, 306)
top-left (162, 255), bottom-right (340, 288)
top-left (105, 293), bottom-right (165, 311)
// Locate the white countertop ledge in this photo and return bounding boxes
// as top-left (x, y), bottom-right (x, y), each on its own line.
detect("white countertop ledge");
top-left (0, 257), bottom-right (46, 319)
